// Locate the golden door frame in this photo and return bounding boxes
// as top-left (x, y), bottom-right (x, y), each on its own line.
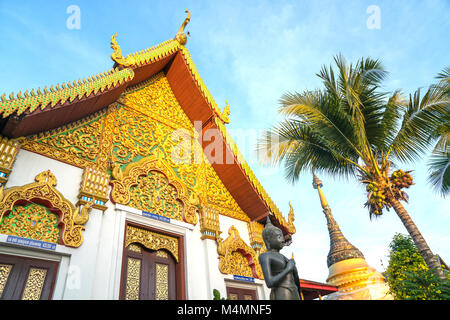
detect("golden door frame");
top-left (119, 221), bottom-right (186, 300)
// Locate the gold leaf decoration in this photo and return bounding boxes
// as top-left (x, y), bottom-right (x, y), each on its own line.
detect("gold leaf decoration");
top-left (216, 226), bottom-right (264, 279)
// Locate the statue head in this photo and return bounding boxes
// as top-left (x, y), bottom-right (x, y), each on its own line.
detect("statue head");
top-left (262, 216), bottom-right (285, 251)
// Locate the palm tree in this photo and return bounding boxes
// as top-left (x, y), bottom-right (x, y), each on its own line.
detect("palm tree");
top-left (258, 55), bottom-right (448, 280)
top-left (427, 67), bottom-right (450, 196)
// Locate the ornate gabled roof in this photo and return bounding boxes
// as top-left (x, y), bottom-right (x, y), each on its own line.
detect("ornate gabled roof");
top-left (0, 11), bottom-right (295, 235)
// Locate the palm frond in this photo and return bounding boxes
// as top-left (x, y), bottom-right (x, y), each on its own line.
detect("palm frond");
top-left (390, 86), bottom-right (450, 163)
top-left (374, 90), bottom-right (407, 152)
top-left (257, 119), bottom-right (358, 182)
top-left (427, 147), bottom-right (450, 197)
top-left (278, 90), bottom-right (361, 157)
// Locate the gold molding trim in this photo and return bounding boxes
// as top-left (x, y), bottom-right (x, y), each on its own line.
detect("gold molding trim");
top-left (216, 226), bottom-right (264, 279)
top-left (0, 136), bottom-right (20, 185)
top-left (125, 225), bottom-right (179, 262)
top-left (78, 165), bottom-right (109, 211)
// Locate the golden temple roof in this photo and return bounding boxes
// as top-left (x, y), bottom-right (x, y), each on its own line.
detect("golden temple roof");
top-left (0, 11), bottom-right (295, 234)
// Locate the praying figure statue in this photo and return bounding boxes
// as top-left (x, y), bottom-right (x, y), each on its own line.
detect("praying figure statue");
top-left (259, 216), bottom-right (301, 300)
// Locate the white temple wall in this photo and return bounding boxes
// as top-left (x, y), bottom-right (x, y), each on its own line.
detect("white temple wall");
top-left (5, 149), bottom-right (82, 203)
top-left (218, 214), bottom-right (251, 244)
top-left (1, 150), bottom-right (270, 300)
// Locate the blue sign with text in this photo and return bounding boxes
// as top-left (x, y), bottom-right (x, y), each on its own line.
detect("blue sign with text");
top-left (6, 235), bottom-right (57, 251)
top-left (142, 211), bottom-right (171, 223)
top-left (233, 275), bottom-right (255, 283)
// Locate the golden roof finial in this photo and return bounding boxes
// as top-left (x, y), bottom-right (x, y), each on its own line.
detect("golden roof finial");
top-left (175, 9), bottom-right (191, 45)
top-left (110, 33), bottom-right (136, 67)
top-left (216, 100), bottom-right (231, 124)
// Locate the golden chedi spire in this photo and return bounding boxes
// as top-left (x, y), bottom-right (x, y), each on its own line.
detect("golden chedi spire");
top-left (312, 172), bottom-right (393, 300)
top-left (312, 172), bottom-right (365, 267)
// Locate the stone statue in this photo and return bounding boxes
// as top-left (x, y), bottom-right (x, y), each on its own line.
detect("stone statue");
top-left (259, 216), bottom-right (301, 300)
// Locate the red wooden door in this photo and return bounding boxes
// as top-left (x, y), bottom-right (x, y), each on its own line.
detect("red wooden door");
top-left (226, 286), bottom-right (258, 300)
top-left (0, 254), bottom-right (58, 300)
top-left (120, 243), bottom-right (176, 300)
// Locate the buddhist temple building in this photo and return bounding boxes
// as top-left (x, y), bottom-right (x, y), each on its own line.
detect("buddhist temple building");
top-left (0, 11), bottom-right (306, 300)
top-left (312, 173), bottom-right (393, 300)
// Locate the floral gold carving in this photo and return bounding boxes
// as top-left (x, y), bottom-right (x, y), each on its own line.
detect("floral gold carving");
top-left (216, 226), bottom-right (264, 279)
top-left (155, 263), bottom-right (169, 300)
top-left (21, 267), bottom-right (47, 300)
top-left (110, 153), bottom-right (198, 225)
top-left (0, 170), bottom-right (89, 247)
top-left (0, 203), bottom-right (60, 243)
top-left (125, 225), bottom-right (179, 262)
top-left (0, 264), bottom-right (12, 298)
top-left (125, 257), bottom-right (141, 300)
top-left (18, 111), bottom-right (107, 169)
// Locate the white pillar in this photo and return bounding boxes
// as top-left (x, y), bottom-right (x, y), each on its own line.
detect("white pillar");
top-left (203, 238), bottom-right (227, 299)
top-left (90, 205), bottom-right (126, 299)
top-left (62, 208), bottom-right (104, 299)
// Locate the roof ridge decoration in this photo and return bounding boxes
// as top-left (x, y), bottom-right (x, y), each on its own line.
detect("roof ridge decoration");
top-left (168, 43), bottom-right (296, 233)
top-left (216, 101), bottom-right (231, 124)
top-left (174, 9), bottom-right (191, 45)
top-left (110, 33), bottom-right (137, 67)
top-left (121, 39), bottom-right (181, 68)
top-left (0, 68), bottom-right (134, 118)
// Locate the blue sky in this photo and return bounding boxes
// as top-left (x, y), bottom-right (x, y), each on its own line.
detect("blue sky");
top-left (1, 0), bottom-right (449, 282)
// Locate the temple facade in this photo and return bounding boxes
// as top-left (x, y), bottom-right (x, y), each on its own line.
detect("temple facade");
top-left (0, 13), bottom-right (300, 300)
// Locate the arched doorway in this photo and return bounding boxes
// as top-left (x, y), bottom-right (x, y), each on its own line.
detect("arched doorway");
top-left (119, 223), bottom-right (184, 300)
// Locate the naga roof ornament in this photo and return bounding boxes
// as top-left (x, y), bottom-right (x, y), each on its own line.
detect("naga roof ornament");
top-left (110, 33), bottom-right (137, 67)
top-left (216, 101), bottom-right (231, 124)
top-left (175, 9), bottom-right (191, 45)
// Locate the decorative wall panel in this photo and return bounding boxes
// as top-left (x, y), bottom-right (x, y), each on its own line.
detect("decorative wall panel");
top-left (216, 226), bottom-right (264, 279)
top-left (0, 170), bottom-right (92, 247)
top-left (125, 225), bottom-right (179, 262)
top-left (0, 203), bottom-right (60, 243)
top-left (21, 267), bottom-right (47, 300)
top-left (125, 257), bottom-right (141, 300)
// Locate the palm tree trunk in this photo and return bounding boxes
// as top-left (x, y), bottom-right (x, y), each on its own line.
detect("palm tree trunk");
top-left (390, 198), bottom-right (446, 280)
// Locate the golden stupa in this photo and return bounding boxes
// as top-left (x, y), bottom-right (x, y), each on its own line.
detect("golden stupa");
top-left (312, 173), bottom-right (393, 300)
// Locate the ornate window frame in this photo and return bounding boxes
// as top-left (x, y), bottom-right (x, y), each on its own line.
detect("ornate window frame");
top-left (0, 170), bottom-right (91, 248)
top-left (109, 153), bottom-right (199, 225)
